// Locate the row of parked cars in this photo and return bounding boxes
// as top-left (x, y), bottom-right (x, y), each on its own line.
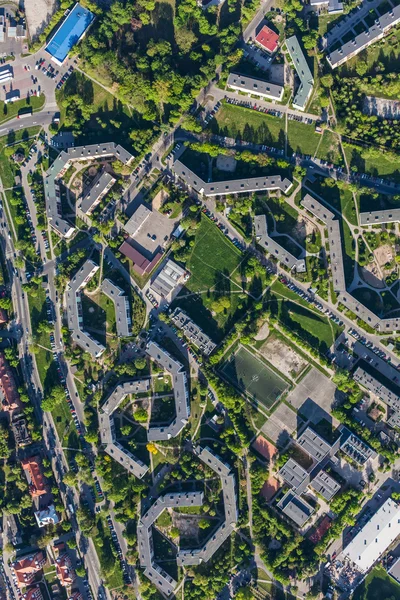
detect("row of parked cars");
top-left (349, 328), bottom-right (400, 371)
top-left (106, 514), bottom-right (132, 585)
top-left (203, 100), bottom-right (221, 126)
top-left (225, 95), bottom-right (283, 119)
top-left (279, 275), bottom-right (344, 326)
top-left (49, 328), bottom-right (84, 437)
top-left (56, 65), bottom-right (74, 89)
top-left (201, 206), bottom-right (246, 252)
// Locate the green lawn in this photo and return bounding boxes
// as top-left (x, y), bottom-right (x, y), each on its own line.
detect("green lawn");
top-left (287, 120), bottom-right (320, 156)
top-left (353, 566), bottom-right (400, 600)
top-left (267, 294), bottom-right (342, 354)
top-left (344, 144), bottom-right (400, 182)
top-left (270, 279), bottom-right (321, 314)
top-left (0, 126), bottom-right (41, 189)
top-left (306, 176), bottom-right (357, 225)
top-left (0, 95), bottom-right (45, 124)
top-left (210, 102), bottom-right (285, 148)
top-left (315, 130), bottom-right (344, 165)
top-left (186, 216), bottom-right (243, 292)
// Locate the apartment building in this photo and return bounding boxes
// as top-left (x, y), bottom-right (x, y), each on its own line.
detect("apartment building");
top-left (11, 552), bottom-right (47, 588)
top-left (99, 379), bottom-right (151, 479)
top-left (286, 35), bottom-right (314, 111)
top-left (172, 157), bottom-right (293, 197)
top-left (227, 73), bottom-right (284, 101)
top-left (170, 307), bottom-right (216, 355)
top-left (21, 457), bottom-right (47, 498)
top-left (101, 278), bottom-right (132, 338)
top-left (146, 341), bottom-right (190, 441)
top-left (327, 5), bottom-right (400, 68)
top-left (137, 446), bottom-right (237, 595)
top-left (80, 170), bottom-right (116, 215)
top-left (45, 142), bottom-right (133, 238)
top-left (254, 214), bottom-right (306, 272)
top-left (66, 260), bottom-right (106, 358)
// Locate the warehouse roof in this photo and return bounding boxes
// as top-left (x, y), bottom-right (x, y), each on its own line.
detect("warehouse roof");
top-left (342, 498), bottom-right (400, 573)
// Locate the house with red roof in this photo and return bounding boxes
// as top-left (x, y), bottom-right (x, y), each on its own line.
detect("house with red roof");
top-left (255, 25), bottom-right (279, 54)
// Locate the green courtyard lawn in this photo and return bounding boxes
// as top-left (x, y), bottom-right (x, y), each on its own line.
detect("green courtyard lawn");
top-left (267, 293), bottom-right (342, 354)
top-left (173, 216), bottom-right (251, 341)
top-left (185, 216), bottom-right (243, 292)
top-left (287, 120), bottom-right (320, 156)
top-left (344, 144), bottom-right (400, 182)
top-left (353, 566), bottom-right (400, 600)
top-left (315, 130), bottom-right (344, 165)
top-left (0, 126), bottom-right (41, 189)
top-left (210, 102), bottom-right (286, 148)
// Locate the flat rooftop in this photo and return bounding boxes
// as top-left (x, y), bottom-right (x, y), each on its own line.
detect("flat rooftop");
top-left (45, 3), bottom-right (95, 65)
top-left (227, 73), bottom-right (283, 100)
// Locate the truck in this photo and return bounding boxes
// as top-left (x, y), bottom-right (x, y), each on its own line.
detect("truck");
top-left (17, 107), bottom-right (33, 119)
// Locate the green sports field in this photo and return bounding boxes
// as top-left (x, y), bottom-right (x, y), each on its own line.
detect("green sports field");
top-left (221, 345), bottom-right (288, 409)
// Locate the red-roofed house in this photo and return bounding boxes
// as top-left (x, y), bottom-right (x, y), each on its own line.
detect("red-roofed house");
top-left (0, 352), bottom-right (22, 412)
top-left (22, 586), bottom-right (44, 600)
top-left (255, 25), bottom-right (279, 54)
top-left (21, 457), bottom-right (47, 498)
top-left (11, 552), bottom-right (47, 588)
top-left (55, 553), bottom-right (75, 587)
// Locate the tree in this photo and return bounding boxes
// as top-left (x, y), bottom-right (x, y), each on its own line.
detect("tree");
top-left (198, 518), bottom-right (210, 529)
top-left (146, 442), bottom-right (158, 455)
top-left (0, 424), bottom-right (10, 458)
top-left (134, 408), bottom-right (148, 422)
top-left (134, 357), bottom-right (147, 370)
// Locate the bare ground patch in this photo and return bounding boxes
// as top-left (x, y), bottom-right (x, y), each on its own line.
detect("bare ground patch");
top-left (26, 0), bottom-right (57, 39)
top-left (292, 216), bottom-right (316, 245)
top-left (216, 154), bottom-right (236, 172)
top-left (259, 333), bottom-right (307, 380)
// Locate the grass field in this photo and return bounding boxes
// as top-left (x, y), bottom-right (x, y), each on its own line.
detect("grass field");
top-left (0, 95), bottom-right (45, 124)
top-left (0, 126), bottom-right (41, 189)
top-left (267, 293), bottom-right (342, 354)
top-left (220, 345), bottom-right (288, 409)
top-left (287, 120), bottom-right (320, 156)
top-left (186, 216), bottom-right (243, 292)
top-left (344, 144), bottom-right (400, 182)
top-left (353, 566), bottom-right (400, 600)
top-left (174, 216), bottom-right (247, 340)
top-left (210, 102), bottom-right (285, 148)
top-left (315, 130), bottom-right (344, 165)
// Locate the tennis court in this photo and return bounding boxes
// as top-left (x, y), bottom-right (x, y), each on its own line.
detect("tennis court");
top-left (221, 345), bottom-right (288, 409)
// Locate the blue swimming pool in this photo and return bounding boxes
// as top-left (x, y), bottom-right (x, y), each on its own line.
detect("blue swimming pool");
top-left (45, 3), bottom-right (94, 65)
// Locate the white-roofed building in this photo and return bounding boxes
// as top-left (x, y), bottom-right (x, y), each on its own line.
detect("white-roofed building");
top-left (341, 498), bottom-right (400, 573)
